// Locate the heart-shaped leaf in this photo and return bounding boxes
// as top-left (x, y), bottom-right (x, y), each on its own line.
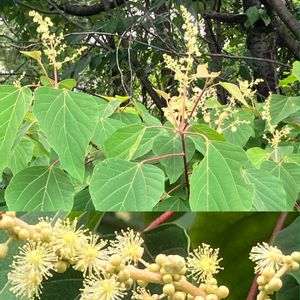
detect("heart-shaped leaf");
top-left (89, 159), bottom-right (165, 210)
top-left (33, 87), bottom-right (99, 181)
top-left (189, 141), bottom-right (254, 211)
top-left (5, 166), bottom-right (75, 211)
top-left (0, 86), bottom-right (32, 173)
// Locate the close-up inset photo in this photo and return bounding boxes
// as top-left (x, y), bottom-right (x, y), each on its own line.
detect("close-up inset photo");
top-left (0, 212), bottom-right (299, 300)
top-left (0, 1), bottom-right (299, 211)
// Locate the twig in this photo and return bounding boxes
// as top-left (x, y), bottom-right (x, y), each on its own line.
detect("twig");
top-left (15, 0), bottom-right (57, 14)
top-left (65, 32), bottom-right (291, 68)
top-left (160, 184), bottom-right (182, 201)
top-left (142, 211), bottom-right (174, 232)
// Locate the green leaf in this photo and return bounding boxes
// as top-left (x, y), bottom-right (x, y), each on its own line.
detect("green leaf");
top-left (104, 125), bottom-right (161, 160)
top-left (143, 223), bottom-right (189, 258)
top-left (189, 141), bottom-right (254, 211)
top-left (283, 163), bottom-right (300, 193)
top-left (89, 159), bottom-right (165, 210)
top-left (111, 111), bottom-right (141, 124)
top-left (292, 61), bottom-right (300, 81)
top-left (258, 8), bottom-right (271, 26)
top-left (153, 197), bottom-right (190, 211)
top-left (8, 136), bottom-right (34, 174)
top-left (20, 50), bottom-right (41, 61)
top-left (58, 78), bottom-right (77, 90)
top-left (72, 188), bottom-right (95, 211)
top-left (245, 6), bottom-right (259, 27)
top-left (276, 276), bottom-right (300, 300)
top-left (285, 153), bottom-right (300, 166)
top-left (246, 147), bottom-right (269, 168)
top-left (222, 110), bottom-right (254, 147)
top-left (40, 75), bottom-right (55, 87)
top-left (242, 167), bottom-right (286, 210)
top-left (92, 118), bottom-right (125, 149)
top-left (279, 74), bottom-right (298, 87)
top-left (98, 99), bottom-right (121, 118)
top-left (191, 124), bottom-right (225, 141)
top-left (219, 82), bottom-right (249, 107)
top-left (134, 101), bottom-right (161, 126)
top-left (40, 268), bottom-right (83, 300)
top-left (33, 87), bottom-right (99, 181)
top-left (152, 135), bottom-right (195, 184)
top-left (261, 161), bottom-right (298, 210)
top-left (269, 94), bottom-right (300, 125)
top-left (0, 86), bottom-right (32, 173)
top-left (5, 166), bottom-right (75, 211)
top-left (267, 145), bottom-right (294, 162)
top-left (115, 95), bottom-right (130, 103)
top-left (190, 124), bottom-right (225, 155)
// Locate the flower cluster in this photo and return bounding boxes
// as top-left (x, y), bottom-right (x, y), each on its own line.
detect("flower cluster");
top-left (160, 6), bottom-right (259, 138)
top-left (262, 94), bottom-right (292, 161)
top-left (1, 213), bottom-right (299, 300)
top-left (161, 6), bottom-right (219, 128)
top-left (250, 242), bottom-right (300, 300)
top-left (0, 213), bottom-right (232, 300)
top-left (27, 11), bottom-right (87, 70)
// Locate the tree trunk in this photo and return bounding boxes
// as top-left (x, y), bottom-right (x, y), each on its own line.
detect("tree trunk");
top-left (243, 0), bottom-right (278, 99)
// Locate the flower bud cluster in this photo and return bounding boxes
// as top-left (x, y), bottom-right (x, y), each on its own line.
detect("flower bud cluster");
top-left (0, 212), bottom-right (52, 250)
top-left (1, 213), bottom-right (224, 300)
top-left (261, 94), bottom-right (292, 158)
top-left (1, 213), bottom-right (298, 300)
top-left (250, 242), bottom-right (300, 300)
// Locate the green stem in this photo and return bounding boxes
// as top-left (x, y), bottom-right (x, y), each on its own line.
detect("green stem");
top-left (140, 153), bottom-right (185, 164)
top-left (180, 133), bottom-right (190, 198)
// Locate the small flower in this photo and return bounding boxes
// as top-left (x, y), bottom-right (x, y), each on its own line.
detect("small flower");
top-left (80, 275), bottom-right (126, 300)
top-left (187, 243), bottom-right (223, 283)
top-left (109, 228), bottom-right (144, 264)
top-left (9, 268), bottom-right (43, 299)
top-left (8, 240), bottom-right (57, 299)
top-left (249, 242), bottom-right (284, 274)
top-left (73, 233), bottom-right (108, 277)
top-left (51, 218), bottom-right (87, 260)
top-left (10, 240), bottom-right (57, 278)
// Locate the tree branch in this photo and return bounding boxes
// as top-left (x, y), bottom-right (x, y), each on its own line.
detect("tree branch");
top-left (270, 18), bottom-right (300, 60)
top-left (58, 0), bottom-right (128, 16)
top-left (15, 0), bottom-right (57, 14)
top-left (263, 0), bottom-right (300, 39)
top-left (202, 10), bottom-right (299, 61)
top-left (202, 11), bottom-right (246, 24)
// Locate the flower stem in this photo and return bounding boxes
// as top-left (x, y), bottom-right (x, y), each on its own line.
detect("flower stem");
top-left (180, 133), bottom-right (190, 198)
top-left (142, 211), bottom-right (174, 232)
top-left (126, 265), bottom-right (207, 297)
top-left (37, 60), bottom-right (54, 87)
